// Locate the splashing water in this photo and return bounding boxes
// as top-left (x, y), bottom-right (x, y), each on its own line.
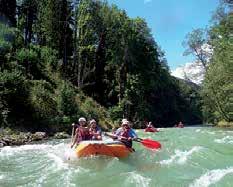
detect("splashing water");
top-left (1, 127), bottom-right (233, 187)
top-left (214, 136), bottom-right (233, 144)
top-left (190, 167), bottom-right (233, 187)
top-left (160, 146), bottom-right (203, 165)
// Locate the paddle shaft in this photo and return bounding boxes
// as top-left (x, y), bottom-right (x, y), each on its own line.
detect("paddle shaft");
top-left (133, 138), bottom-right (143, 142)
top-left (104, 132), bottom-right (161, 149)
top-left (71, 125), bottom-right (75, 145)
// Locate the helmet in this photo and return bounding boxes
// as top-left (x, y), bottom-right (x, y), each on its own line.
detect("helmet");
top-left (90, 119), bottom-right (96, 124)
top-left (78, 117), bottom-right (86, 122)
top-left (122, 120), bottom-right (129, 125)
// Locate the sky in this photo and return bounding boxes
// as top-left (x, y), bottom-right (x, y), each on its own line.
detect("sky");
top-left (107, 0), bottom-right (219, 70)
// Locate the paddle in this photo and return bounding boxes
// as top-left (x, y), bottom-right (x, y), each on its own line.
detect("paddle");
top-left (133, 138), bottom-right (161, 149)
top-left (71, 124), bottom-right (75, 145)
top-left (104, 132), bottom-right (161, 150)
top-left (70, 123), bottom-right (80, 148)
top-left (67, 125), bottom-right (75, 160)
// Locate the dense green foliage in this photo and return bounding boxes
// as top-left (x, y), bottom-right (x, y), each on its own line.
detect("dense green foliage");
top-left (0, 0), bottom-right (202, 133)
top-left (183, 1), bottom-right (233, 126)
top-left (202, 10), bottom-right (233, 124)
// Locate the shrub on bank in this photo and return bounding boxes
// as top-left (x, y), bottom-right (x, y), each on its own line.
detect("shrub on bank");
top-left (77, 94), bottom-right (113, 130)
top-left (217, 120), bottom-right (233, 128)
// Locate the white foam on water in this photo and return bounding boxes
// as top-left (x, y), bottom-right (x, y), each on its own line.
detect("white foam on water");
top-left (61, 168), bottom-right (76, 187)
top-left (217, 130), bottom-right (233, 134)
top-left (214, 136), bottom-right (233, 144)
top-left (64, 148), bottom-right (77, 161)
top-left (126, 172), bottom-right (151, 187)
top-left (190, 167), bottom-right (233, 187)
top-left (0, 144), bottom-right (53, 157)
top-left (200, 130), bottom-right (216, 135)
top-left (73, 166), bottom-right (88, 173)
top-left (47, 145), bottom-right (90, 173)
top-left (34, 173), bottom-right (48, 187)
top-left (105, 157), bottom-right (120, 169)
top-left (160, 146), bottom-right (203, 165)
top-left (0, 175), bottom-right (4, 180)
top-left (47, 143), bottom-right (80, 162)
top-left (195, 129), bottom-right (201, 132)
top-left (158, 128), bottom-right (165, 130)
top-left (47, 152), bottom-right (68, 170)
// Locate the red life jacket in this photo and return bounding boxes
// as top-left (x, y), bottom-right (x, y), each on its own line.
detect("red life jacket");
top-left (76, 127), bottom-right (90, 143)
top-left (120, 129), bottom-right (130, 138)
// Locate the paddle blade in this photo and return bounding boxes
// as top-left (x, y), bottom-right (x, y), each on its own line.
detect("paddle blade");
top-left (141, 139), bottom-right (161, 149)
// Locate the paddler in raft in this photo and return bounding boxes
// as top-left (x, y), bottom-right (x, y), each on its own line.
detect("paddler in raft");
top-left (71, 117), bottom-right (90, 148)
top-left (177, 121), bottom-right (184, 128)
top-left (105, 119), bottom-right (138, 149)
top-left (145, 121), bottom-right (159, 132)
top-left (89, 119), bottom-right (102, 140)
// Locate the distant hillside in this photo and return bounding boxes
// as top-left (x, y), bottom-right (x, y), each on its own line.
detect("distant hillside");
top-left (171, 76), bottom-right (202, 126)
top-left (175, 77), bottom-right (200, 90)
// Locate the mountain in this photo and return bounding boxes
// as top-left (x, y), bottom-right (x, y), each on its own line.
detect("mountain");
top-left (171, 61), bottom-right (205, 85)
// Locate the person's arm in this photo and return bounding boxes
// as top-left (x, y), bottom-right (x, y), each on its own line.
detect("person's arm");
top-left (97, 127), bottom-right (102, 135)
top-left (118, 136), bottom-right (129, 141)
top-left (105, 128), bottom-right (128, 141)
top-left (89, 129), bottom-right (93, 135)
top-left (90, 129), bottom-right (101, 136)
top-left (104, 132), bottom-right (118, 139)
top-left (130, 129), bottom-right (138, 139)
top-left (117, 130), bottom-right (134, 141)
top-left (94, 130), bottom-right (101, 136)
top-left (93, 127), bottom-right (102, 135)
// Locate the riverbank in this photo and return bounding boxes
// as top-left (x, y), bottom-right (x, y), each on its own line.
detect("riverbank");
top-left (217, 121), bottom-right (233, 128)
top-left (1, 123), bottom-right (232, 148)
top-left (0, 128), bottom-right (70, 148)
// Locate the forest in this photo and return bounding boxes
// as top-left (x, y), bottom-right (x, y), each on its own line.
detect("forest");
top-left (0, 0), bottom-right (232, 133)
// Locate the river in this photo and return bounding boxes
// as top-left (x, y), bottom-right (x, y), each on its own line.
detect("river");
top-left (1, 127), bottom-right (233, 187)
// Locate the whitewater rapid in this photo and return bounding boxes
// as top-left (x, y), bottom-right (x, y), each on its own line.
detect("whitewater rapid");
top-left (0, 127), bottom-right (233, 187)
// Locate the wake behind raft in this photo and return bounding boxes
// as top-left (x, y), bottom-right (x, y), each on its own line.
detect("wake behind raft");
top-left (75, 139), bottom-right (161, 158)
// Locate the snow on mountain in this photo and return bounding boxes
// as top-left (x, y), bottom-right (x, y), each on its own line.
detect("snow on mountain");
top-left (171, 61), bottom-right (205, 85)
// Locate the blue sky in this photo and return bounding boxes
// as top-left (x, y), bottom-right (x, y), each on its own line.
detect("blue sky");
top-left (107, 0), bottom-right (219, 70)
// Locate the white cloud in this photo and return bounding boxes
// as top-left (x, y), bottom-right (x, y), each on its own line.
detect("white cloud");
top-left (171, 43), bottom-right (212, 85)
top-left (144, 0), bottom-right (152, 4)
top-left (171, 61), bottom-right (205, 85)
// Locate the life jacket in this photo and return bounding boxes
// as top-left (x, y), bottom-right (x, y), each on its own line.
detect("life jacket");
top-left (119, 129), bottom-right (133, 148)
top-left (77, 127), bottom-right (90, 143)
top-left (90, 126), bottom-right (102, 140)
top-left (120, 129), bottom-right (130, 138)
top-left (89, 127), bottom-right (98, 133)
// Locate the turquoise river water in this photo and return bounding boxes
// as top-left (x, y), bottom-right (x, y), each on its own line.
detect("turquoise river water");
top-left (1, 127), bottom-right (233, 187)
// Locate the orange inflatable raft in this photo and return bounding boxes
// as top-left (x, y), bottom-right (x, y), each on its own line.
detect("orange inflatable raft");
top-left (75, 140), bottom-right (133, 158)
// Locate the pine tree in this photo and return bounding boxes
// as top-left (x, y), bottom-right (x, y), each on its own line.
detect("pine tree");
top-left (19, 0), bottom-right (38, 46)
top-left (37, 0), bottom-right (73, 66)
